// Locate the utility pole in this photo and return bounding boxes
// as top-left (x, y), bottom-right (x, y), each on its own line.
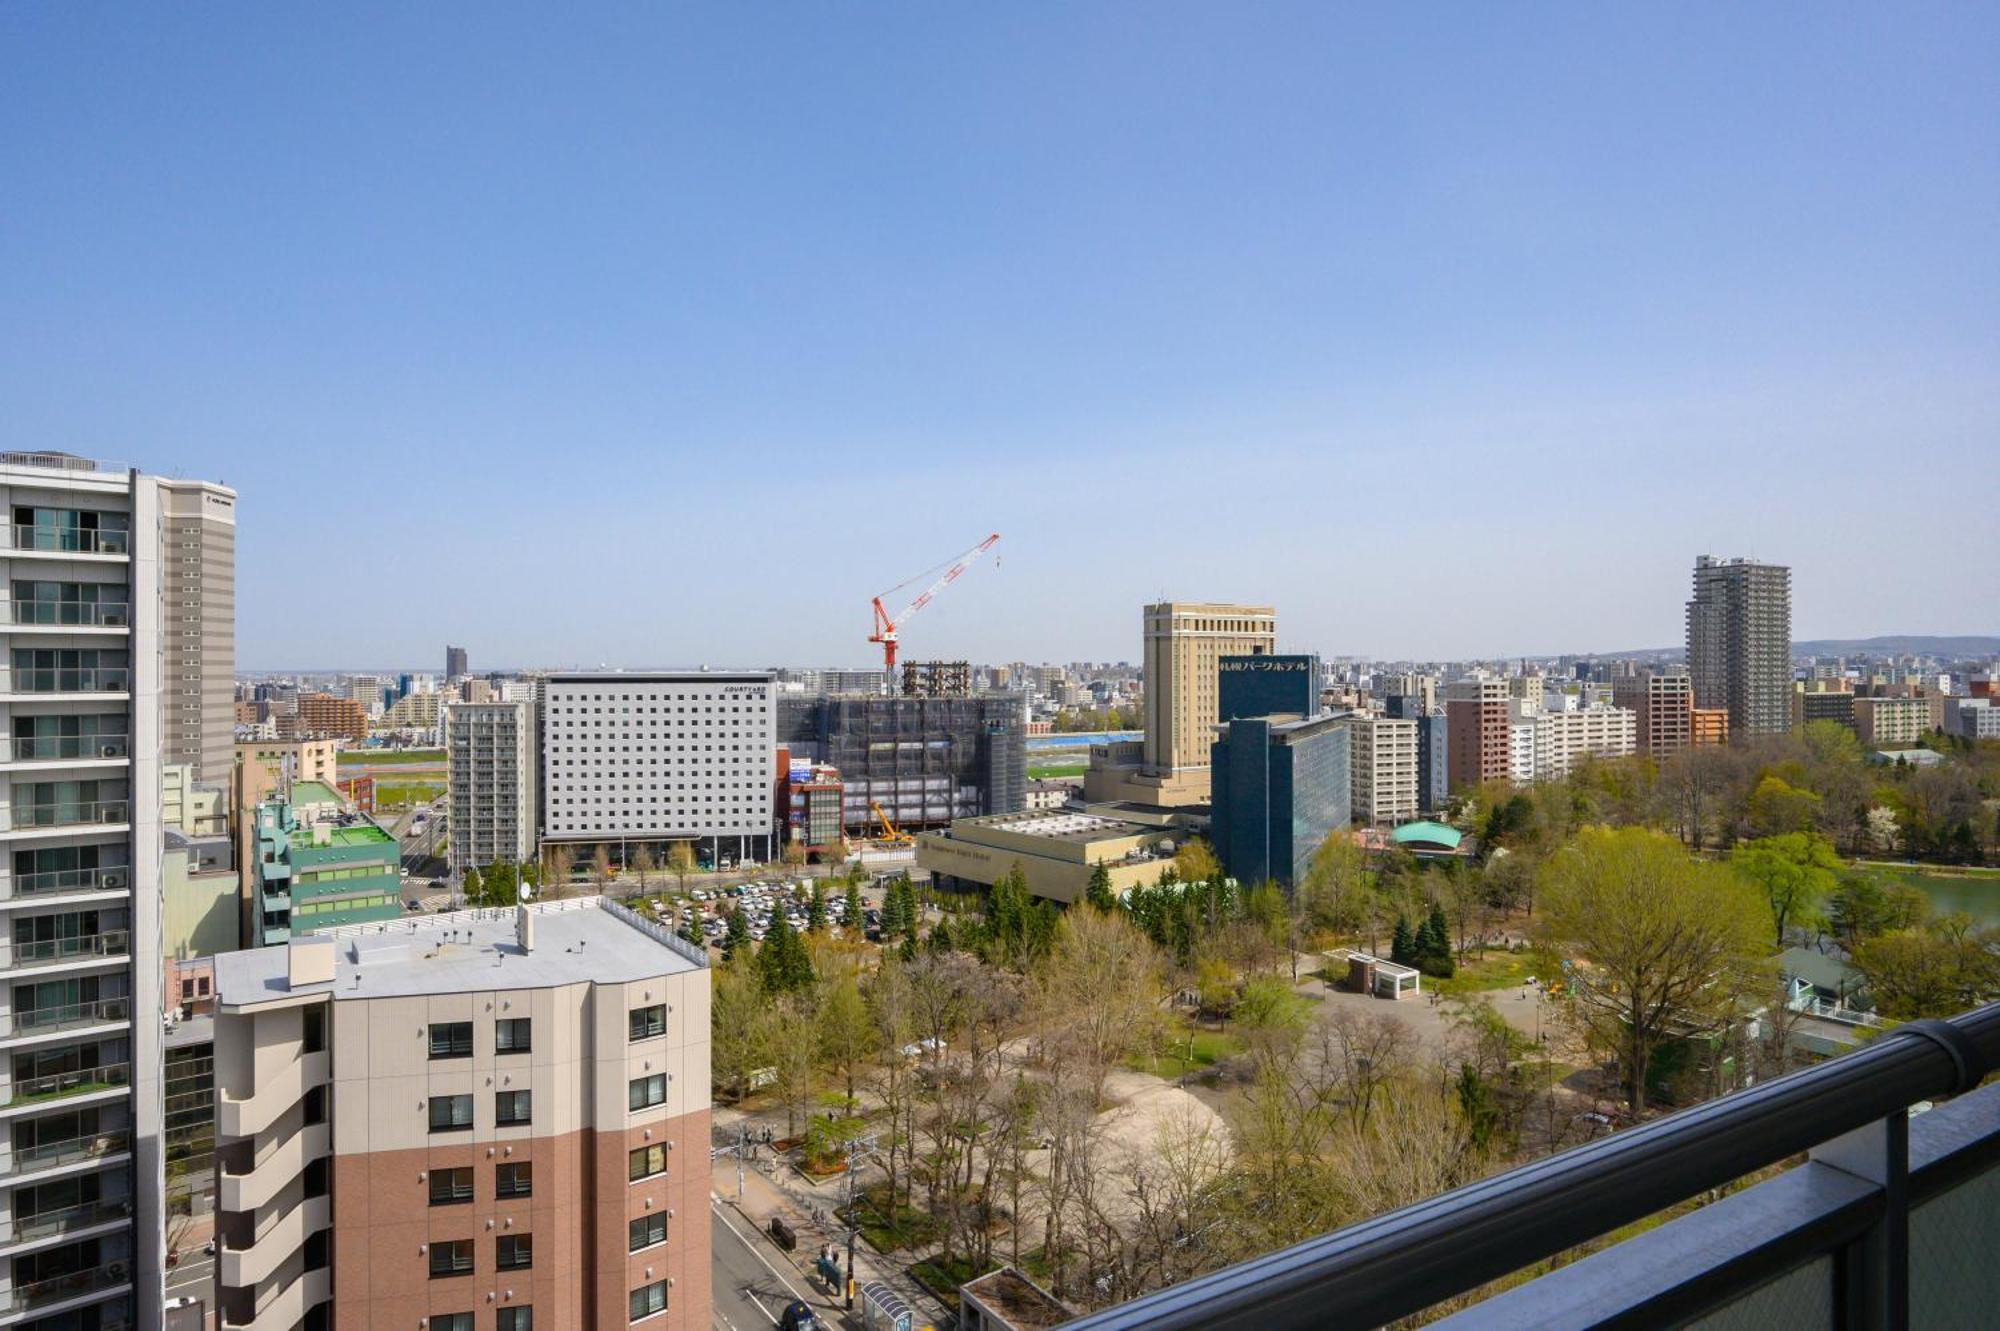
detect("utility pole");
top-left (840, 1132), bottom-right (880, 1311)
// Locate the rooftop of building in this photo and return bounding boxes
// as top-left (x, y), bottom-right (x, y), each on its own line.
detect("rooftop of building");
top-left (954, 809), bottom-right (1158, 844)
top-left (291, 779), bottom-right (341, 805)
top-left (291, 816), bottom-right (395, 848)
top-left (1391, 820), bottom-right (1464, 850)
top-left (960, 1267), bottom-right (1070, 1329)
top-left (545, 669), bottom-right (774, 685)
top-left (214, 896), bottom-right (706, 1008)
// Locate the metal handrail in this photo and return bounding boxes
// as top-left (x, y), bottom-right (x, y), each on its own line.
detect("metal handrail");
top-left (3, 1195), bottom-right (132, 1242)
top-left (5, 866), bottom-right (130, 897)
top-left (1, 801), bottom-right (131, 831)
top-left (5, 735), bottom-right (130, 762)
top-left (1, 669), bottom-right (130, 694)
top-left (0, 601), bottom-right (131, 627)
top-left (3, 525), bottom-right (130, 555)
top-left (3, 1061), bottom-right (131, 1106)
top-left (1, 1127), bottom-right (132, 1176)
top-left (1064, 1002), bottom-right (2000, 1331)
top-left (0, 996), bottom-right (132, 1037)
top-left (0, 1258), bottom-right (132, 1309)
top-left (0, 930), bottom-right (131, 967)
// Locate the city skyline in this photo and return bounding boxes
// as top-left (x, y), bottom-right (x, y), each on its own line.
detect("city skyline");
top-left (3, 6), bottom-right (1996, 667)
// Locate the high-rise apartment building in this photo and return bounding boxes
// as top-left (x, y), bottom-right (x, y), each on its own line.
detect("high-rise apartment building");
top-left (159, 480), bottom-right (236, 785)
top-left (1686, 556), bottom-right (1792, 738)
top-left (1383, 694), bottom-right (1448, 812)
top-left (445, 645), bottom-right (468, 681)
top-left (1445, 678), bottom-right (1512, 792)
top-left (211, 898), bottom-right (712, 1331)
top-left (448, 701), bottom-right (538, 871)
top-left (0, 451), bottom-right (235, 1329)
top-left (541, 673), bottom-right (775, 865)
top-left (1529, 705), bottom-right (1638, 781)
top-left (1350, 714), bottom-right (1419, 825)
top-left (291, 693), bottom-right (367, 741)
top-left (1612, 670), bottom-right (1693, 758)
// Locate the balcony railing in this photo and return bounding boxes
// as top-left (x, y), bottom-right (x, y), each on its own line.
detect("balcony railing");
top-left (1, 1195), bottom-right (132, 1244)
top-left (0, 930), bottom-right (131, 969)
top-left (0, 669), bottom-right (130, 694)
top-left (0, 996), bottom-right (132, 1039)
top-left (1, 1126), bottom-right (132, 1176)
top-left (0, 601), bottom-right (130, 628)
top-left (1065, 1002), bottom-right (2000, 1331)
top-left (3, 525), bottom-right (130, 556)
top-left (0, 1259), bottom-right (132, 1313)
top-left (4, 865), bottom-right (132, 898)
top-left (1, 801), bottom-right (130, 831)
top-left (5, 735), bottom-right (130, 763)
top-left (3, 1061), bottom-right (131, 1108)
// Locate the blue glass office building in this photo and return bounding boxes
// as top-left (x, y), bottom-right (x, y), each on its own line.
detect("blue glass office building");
top-left (1210, 713), bottom-right (1352, 888)
top-left (1219, 653), bottom-right (1319, 723)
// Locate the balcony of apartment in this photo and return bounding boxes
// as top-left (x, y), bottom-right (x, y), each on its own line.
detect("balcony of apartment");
top-left (218, 1115), bottom-right (329, 1215)
top-left (0, 668), bottom-right (130, 703)
top-left (0, 1125), bottom-right (133, 1186)
top-left (0, 735), bottom-right (130, 778)
top-left (0, 1258), bottom-right (132, 1325)
top-left (0, 866), bottom-right (131, 912)
top-left (1065, 1002), bottom-right (2000, 1331)
top-left (0, 800), bottom-right (130, 845)
top-left (219, 1248), bottom-right (329, 1331)
top-left (0, 1195), bottom-right (132, 1254)
top-left (0, 523), bottom-right (131, 562)
top-left (0, 601), bottom-right (130, 637)
top-left (217, 1051), bottom-right (327, 1140)
top-left (0, 931), bottom-right (129, 979)
top-left (0, 998), bottom-right (132, 1050)
top-left (0, 1061), bottom-right (130, 1121)
top-left (219, 1193), bottom-right (330, 1289)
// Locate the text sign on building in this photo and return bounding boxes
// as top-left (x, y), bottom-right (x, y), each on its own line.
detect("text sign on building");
top-left (1219, 653), bottom-right (1320, 722)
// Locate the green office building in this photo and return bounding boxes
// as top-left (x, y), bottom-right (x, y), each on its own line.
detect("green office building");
top-left (254, 797), bottom-right (401, 944)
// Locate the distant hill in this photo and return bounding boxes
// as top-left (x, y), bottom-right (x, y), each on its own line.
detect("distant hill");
top-left (1792, 636), bottom-right (2000, 658)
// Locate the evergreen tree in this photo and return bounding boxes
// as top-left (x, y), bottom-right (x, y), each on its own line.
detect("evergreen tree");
top-left (898, 932), bottom-right (919, 963)
top-left (1086, 861), bottom-right (1117, 912)
top-left (677, 907), bottom-right (703, 948)
top-left (879, 881), bottom-right (906, 939)
top-left (1416, 905), bottom-right (1456, 979)
top-left (928, 917), bottom-right (955, 954)
top-left (844, 878), bottom-right (864, 935)
top-left (1390, 914), bottom-right (1416, 967)
top-left (721, 905), bottom-right (752, 963)
top-left (896, 875), bottom-right (921, 941)
top-left (760, 909), bottom-right (813, 993)
top-left (1457, 1062), bottom-right (1498, 1152)
top-left (807, 883), bottom-right (828, 934)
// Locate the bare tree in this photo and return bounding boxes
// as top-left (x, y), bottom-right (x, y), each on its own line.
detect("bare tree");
top-left (666, 840), bottom-right (698, 896)
top-left (542, 842), bottom-right (575, 898)
top-left (590, 844), bottom-right (613, 892)
top-left (631, 842), bottom-right (655, 893)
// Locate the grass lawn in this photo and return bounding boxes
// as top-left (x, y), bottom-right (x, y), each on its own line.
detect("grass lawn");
top-left (1434, 950), bottom-right (1541, 997)
top-left (376, 781), bottom-right (445, 806)
top-left (1125, 1021), bottom-right (1245, 1080)
top-left (856, 1185), bottom-right (939, 1253)
top-left (339, 749), bottom-right (445, 765)
top-left (1027, 761), bottom-right (1087, 779)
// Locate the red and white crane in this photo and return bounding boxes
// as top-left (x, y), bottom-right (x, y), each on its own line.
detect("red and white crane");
top-left (868, 532), bottom-right (1001, 671)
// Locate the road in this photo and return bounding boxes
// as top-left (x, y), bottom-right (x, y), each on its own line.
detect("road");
top-left (711, 1197), bottom-right (819, 1331)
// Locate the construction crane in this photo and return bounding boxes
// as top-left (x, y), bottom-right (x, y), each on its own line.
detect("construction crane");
top-left (868, 800), bottom-right (912, 846)
top-left (868, 532), bottom-right (1001, 672)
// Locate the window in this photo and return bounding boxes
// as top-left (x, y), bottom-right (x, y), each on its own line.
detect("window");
top-left (496, 1090), bottom-right (532, 1126)
top-left (629, 1004), bottom-right (665, 1041)
top-left (630, 1280), bottom-right (668, 1321)
top-left (429, 1022), bottom-right (473, 1060)
top-left (497, 1234), bottom-right (533, 1270)
top-left (434, 1316), bottom-right (473, 1331)
top-left (498, 1310), bottom-right (533, 1331)
top-left (429, 1095), bottom-right (473, 1133)
top-left (629, 1212), bottom-right (667, 1251)
top-left (429, 1167), bottom-right (473, 1206)
top-left (628, 1144), bottom-right (667, 1182)
top-left (496, 1162), bottom-right (532, 1198)
top-left (429, 1239), bottom-right (474, 1278)
top-left (495, 1017), bottom-right (532, 1053)
top-left (628, 1074), bottom-right (666, 1111)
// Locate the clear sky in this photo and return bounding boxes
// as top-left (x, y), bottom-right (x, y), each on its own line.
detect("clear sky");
top-left (4, 4), bottom-right (1995, 670)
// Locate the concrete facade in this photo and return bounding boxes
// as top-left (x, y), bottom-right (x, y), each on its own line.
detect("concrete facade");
top-left (1107, 602), bottom-right (1276, 807)
top-left (1612, 671), bottom-right (1692, 758)
top-left (211, 897), bottom-right (712, 1331)
top-left (917, 809), bottom-right (1178, 905)
top-left (1350, 715), bottom-right (1418, 825)
top-left (1445, 679), bottom-right (1511, 792)
top-left (1687, 556), bottom-right (1792, 738)
top-left (1853, 695), bottom-right (1936, 747)
top-left (448, 701), bottom-right (537, 872)
top-left (159, 479), bottom-right (236, 785)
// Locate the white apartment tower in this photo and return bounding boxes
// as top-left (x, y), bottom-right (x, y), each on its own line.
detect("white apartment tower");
top-left (0, 451), bottom-right (234, 1330)
top-left (539, 673), bottom-right (775, 866)
top-left (447, 701), bottom-right (537, 872)
top-left (1350, 715), bottom-right (1419, 825)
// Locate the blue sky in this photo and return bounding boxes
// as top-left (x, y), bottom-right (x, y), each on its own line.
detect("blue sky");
top-left (3, 4), bottom-right (1995, 669)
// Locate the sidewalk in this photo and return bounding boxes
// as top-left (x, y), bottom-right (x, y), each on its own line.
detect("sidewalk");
top-left (712, 1154), bottom-right (951, 1331)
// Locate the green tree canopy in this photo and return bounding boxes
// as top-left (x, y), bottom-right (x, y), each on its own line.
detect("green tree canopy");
top-left (1731, 831), bottom-right (1844, 948)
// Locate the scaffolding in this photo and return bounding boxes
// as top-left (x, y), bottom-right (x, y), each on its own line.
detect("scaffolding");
top-left (901, 660), bottom-right (971, 698)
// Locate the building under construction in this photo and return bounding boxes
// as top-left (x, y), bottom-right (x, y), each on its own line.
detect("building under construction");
top-left (779, 694), bottom-right (1026, 834)
top-left (902, 659), bottom-right (972, 698)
